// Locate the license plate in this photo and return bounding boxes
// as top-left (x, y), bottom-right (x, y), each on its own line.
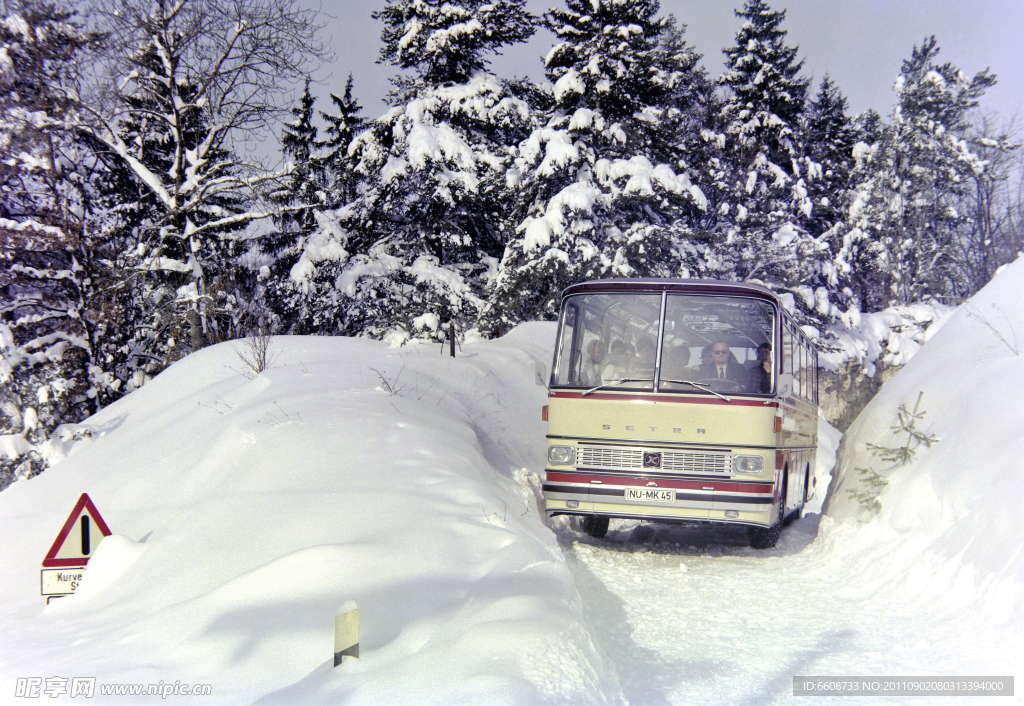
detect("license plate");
top-left (625, 488), bottom-right (675, 503)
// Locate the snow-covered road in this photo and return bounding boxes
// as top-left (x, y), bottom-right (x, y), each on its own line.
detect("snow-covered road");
top-left (553, 513), bottom-right (1016, 706)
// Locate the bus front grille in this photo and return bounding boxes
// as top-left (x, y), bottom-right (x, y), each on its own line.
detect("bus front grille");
top-left (577, 445), bottom-right (731, 474)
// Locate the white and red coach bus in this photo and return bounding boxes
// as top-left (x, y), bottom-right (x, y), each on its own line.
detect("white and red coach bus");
top-left (541, 279), bottom-right (819, 548)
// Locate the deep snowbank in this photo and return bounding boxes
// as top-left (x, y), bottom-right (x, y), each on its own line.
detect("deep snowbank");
top-left (824, 256), bottom-right (1024, 641)
top-left (0, 324), bottom-right (622, 705)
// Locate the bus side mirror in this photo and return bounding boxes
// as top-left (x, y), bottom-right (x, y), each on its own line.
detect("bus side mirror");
top-left (777, 373), bottom-right (794, 398)
top-left (535, 362), bottom-right (547, 387)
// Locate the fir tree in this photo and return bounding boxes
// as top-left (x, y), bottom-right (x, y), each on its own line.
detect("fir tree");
top-left (319, 74), bottom-right (367, 209)
top-left (279, 79), bottom-right (323, 234)
top-left (480, 3), bottom-right (712, 334)
top-left (375, 0), bottom-right (535, 88)
top-left (88, 34), bottom-right (250, 359)
top-left (713, 0), bottom-right (837, 332)
top-left (794, 75), bottom-right (861, 315)
top-left (801, 75), bottom-right (858, 237)
top-left (77, 0), bottom-right (329, 360)
top-left (717, 0), bottom-right (812, 239)
top-left (716, 0), bottom-right (811, 244)
top-left (719, 0), bottom-right (808, 171)
top-left (258, 80), bottom-right (326, 332)
top-left (289, 0), bottom-right (538, 339)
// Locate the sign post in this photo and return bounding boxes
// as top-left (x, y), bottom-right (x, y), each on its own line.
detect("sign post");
top-left (41, 493), bottom-right (111, 602)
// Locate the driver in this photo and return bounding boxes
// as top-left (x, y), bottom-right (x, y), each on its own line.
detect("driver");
top-left (700, 340), bottom-right (746, 387)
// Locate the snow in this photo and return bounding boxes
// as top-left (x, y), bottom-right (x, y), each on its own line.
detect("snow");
top-left (1, 277), bottom-right (1021, 703)
top-left (822, 301), bottom-right (953, 375)
top-left (0, 324), bottom-right (619, 704)
top-left (825, 254), bottom-right (1024, 620)
top-left (554, 69), bottom-right (585, 102)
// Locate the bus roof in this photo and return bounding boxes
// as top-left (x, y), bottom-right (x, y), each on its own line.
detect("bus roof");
top-left (561, 278), bottom-right (779, 302)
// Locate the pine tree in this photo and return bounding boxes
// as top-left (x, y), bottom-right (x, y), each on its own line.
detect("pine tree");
top-left (848, 37), bottom-right (996, 306)
top-left (257, 80), bottom-right (327, 333)
top-left (712, 0), bottom-right (839, 332)
top-left (717, 0), bottom-right (811, 230)
top-left (660, 15), bottom-right (726, 233)
top-left (279, 80), bottom-right (323, 234)
top-left (76, 0), bottom-right (328, 360)
top-left (801, 75), bottom-right (858, 236)
top-left (319, 74), bottom-right (367, 209)
top-left (789, 75), bottom-right (862, 316)
top-left (480, 3), bottom-right (712, 334)
top-left (375, 0), bottom-right (535, 88)
top-left (288, 0), bottom-right (537, 340)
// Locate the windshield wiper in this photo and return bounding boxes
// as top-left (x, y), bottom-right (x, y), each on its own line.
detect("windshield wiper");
top-left (582, 378), bottom-right (654, 396)
top-left (660, 379), bottom-right (732, 403)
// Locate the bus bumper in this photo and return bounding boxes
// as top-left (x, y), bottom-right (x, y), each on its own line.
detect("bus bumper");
top-left (543, 471), bottom-right (776, 528)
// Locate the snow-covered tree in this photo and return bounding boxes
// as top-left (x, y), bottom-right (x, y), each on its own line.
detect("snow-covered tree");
top-left (847, 37), bottom-right (997, 307)
top-left (75, 0), bottom-right (327, 363)
top-left (801, 75), bottom-right (858, 237)
top-left (254, 80), bottom-right (329, 333)
top-left (718, 0), bottom-right (809, 202)
top-left (0, 1), bottom-right (112, 484)
top-left (952, 114), bottom-right (1019, 294)
top-left (319, 74), bottom-right (367, 209)
top-left (287, 0), bottom-right (537, 340)
top-left (711, 0), bottom-right (842, 332)
top-left (278, 80), bottom-right (324, 235)
top-left (479, 3), bottom-right (712, 334)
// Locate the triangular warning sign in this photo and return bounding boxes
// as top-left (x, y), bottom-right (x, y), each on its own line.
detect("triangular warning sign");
top-left (42, 493), bottom-right (112, 567)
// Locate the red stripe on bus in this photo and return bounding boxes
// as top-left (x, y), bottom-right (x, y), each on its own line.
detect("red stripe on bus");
top-left (546, 472), bottom-right (773, 494)
top-left (547, 391), bottom-right (777, 407)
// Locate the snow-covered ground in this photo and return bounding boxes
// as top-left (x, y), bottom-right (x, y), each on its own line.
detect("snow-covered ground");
top-left (1, 262), bottom-right (1022, 704)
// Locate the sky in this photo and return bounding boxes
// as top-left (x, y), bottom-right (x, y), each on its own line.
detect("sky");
top-left (309, 0), bottom-right (1023, 126)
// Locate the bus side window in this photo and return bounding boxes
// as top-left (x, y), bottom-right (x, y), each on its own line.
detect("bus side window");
top-left (782, 323), bottom-right (794, 381)
top-left (812, 348), bottom-right (819, 404)
top-left (804, 342), bottom-right (812, 401)
top-left (796, 338), bottom-right (807, 398)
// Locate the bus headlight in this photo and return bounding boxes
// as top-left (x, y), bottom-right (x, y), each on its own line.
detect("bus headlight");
top-left (733, 455), bottom-right (764, 475)
top-left (548, 445), bottom-right (576, 466)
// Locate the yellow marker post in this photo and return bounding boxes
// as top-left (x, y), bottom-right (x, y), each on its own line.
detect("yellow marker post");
top-left (334, 601), bottom-right (359, 666)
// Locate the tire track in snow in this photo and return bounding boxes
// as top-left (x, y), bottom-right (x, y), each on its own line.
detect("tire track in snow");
top-left (552, 515), bottom-right (991, 706)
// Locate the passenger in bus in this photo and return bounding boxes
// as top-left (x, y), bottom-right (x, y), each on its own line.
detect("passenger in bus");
top-left (634, 337), bottom-right (656, 375)
top-left (748, 342), bottom-right (772, 394)
top-left (699, 341), bottom-right (746, 386)
top-left (581, 339), bottom-right (607, 386)
top-left (661, 345), bottom-right (692, 381)
top-left (605, 340), bottom-right (635, 379)
top-left (692, 344), bottom-right (713, 376)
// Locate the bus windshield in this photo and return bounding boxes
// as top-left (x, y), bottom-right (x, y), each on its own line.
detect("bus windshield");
top-left (552, 292), bottom-right (776, 396)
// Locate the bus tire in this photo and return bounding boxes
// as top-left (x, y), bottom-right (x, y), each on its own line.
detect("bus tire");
top-left (583, 515), bottom-right (609, 539)
top-left (748, 518), bottom-right (782, 549)
top-left (749, 475), bottom-right (786, 549)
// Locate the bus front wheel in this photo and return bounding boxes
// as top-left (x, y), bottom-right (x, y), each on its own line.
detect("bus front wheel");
top-left (583, 515), bottom-right (609, 539)
top-left (749, 475), bottom-right (786, 549)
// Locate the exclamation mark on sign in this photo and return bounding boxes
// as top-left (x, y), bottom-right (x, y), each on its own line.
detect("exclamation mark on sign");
top-left (81, 516), bottom-right (90, 556)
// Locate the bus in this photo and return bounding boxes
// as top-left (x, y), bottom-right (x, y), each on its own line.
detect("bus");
top-left (541, 279), bottom-right (819, 548)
